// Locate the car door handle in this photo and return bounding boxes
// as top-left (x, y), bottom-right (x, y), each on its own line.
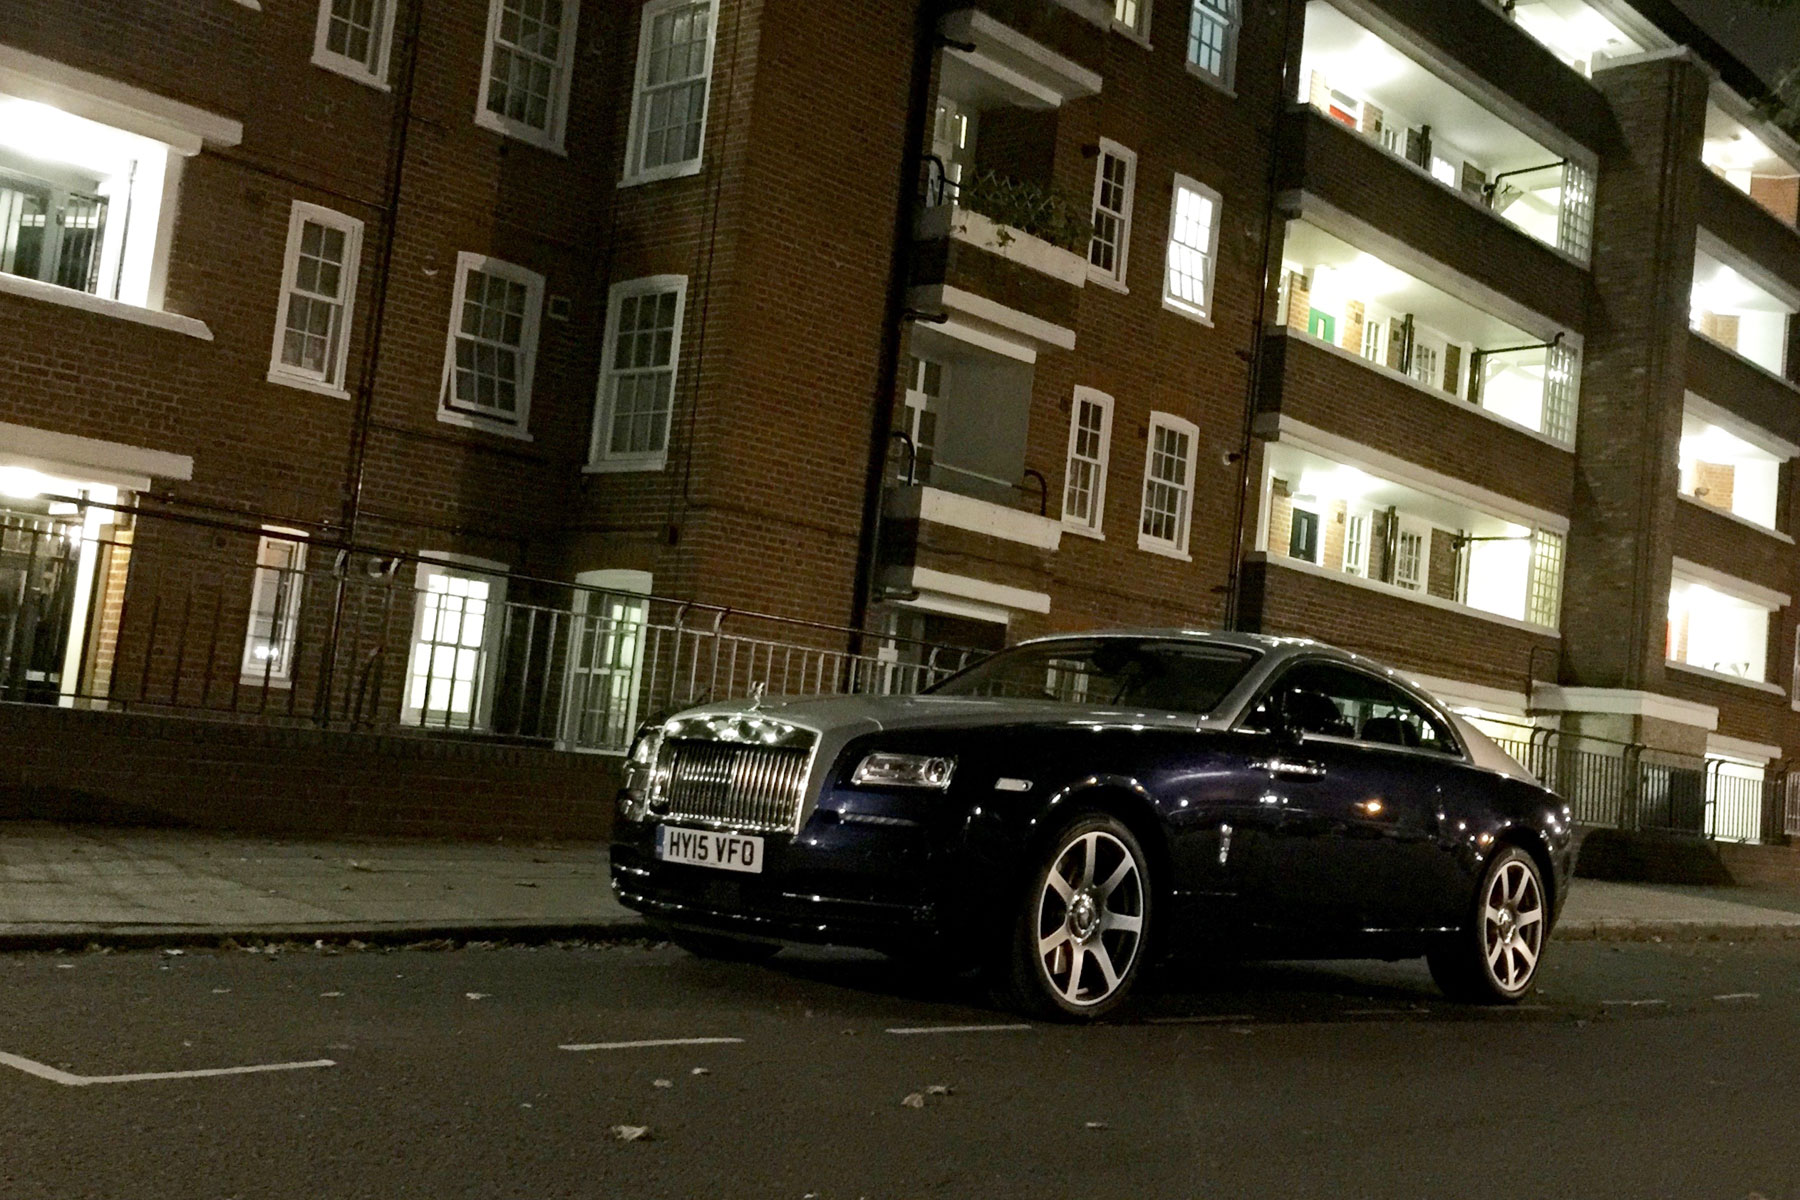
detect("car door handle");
top-left (1253, 757), bottom-right (1327, 778)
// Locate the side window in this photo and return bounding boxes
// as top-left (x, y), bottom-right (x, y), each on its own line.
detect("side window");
top-left (1242, 661), bottom-right (1458, 754)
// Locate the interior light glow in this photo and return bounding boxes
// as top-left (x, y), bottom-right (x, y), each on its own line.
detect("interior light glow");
top-left (0, 467), bottom-right (50, 500)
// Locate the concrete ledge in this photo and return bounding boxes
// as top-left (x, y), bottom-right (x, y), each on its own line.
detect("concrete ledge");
top-left (0, 917), bottom-right (651, 954)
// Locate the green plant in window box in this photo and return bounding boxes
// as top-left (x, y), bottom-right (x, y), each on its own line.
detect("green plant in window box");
top-left (955, 169), bottom-right (1094, 255)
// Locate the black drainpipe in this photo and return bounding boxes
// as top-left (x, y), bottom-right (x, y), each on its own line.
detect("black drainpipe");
top-left (1223, 0), bottom-right (1305, 630)
top-left (847, 2), bottom-right (941, 655)
top-left (315, 0), bottom-right (424, 722)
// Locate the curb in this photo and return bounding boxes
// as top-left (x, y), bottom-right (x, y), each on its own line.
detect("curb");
top-left (1555, 920), bottom-right (1800, 943)
top-left (0, 916), bottom-right (651, 954)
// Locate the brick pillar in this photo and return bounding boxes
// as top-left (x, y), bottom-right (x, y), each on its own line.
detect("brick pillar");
top-left (1560, 53), bottom-right (1712, 692)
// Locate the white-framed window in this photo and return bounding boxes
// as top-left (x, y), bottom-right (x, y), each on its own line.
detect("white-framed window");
top-left (1163, 175), bottom-right (1222, 323)
top-left (1088, 140), bottom-right (1136, 289)
top-left (622, 0), bottom-right (719, 185)
top-left (475, 0), bottom-right (579, 152)
top-left (1343, 510), bottom-right (1369, 576)
top-left (560, 568), bottom-right (652, 753)
top-left (1113, 0), bottom-right (1152, 41)
top-left (901, 354), bottom-right (946, 483)
top-left (1062, 387), bottom-right (1114, 536)
top-left (1359, 314), bottom-right (1386, 365)
top-left (1393, 518), bottom-right (1429, 592)
top-left (240, 529), bottom-right (307, 685)
top-left (1139, 413), bottom-right (1197, 557)
top-left (1186, 0), bottom-right (1239, 90)
top-left (1410, 341), bottom-right (1441, 389)
top-left (311, 0), bottom-right (396, 87)
top-left (403, 556), bottom-right (508, 729)
top-left (587, 274), bottom-right (687, 471)
top-left (440, 252), bottom-right (544, 434)
top-left (267, 201), bottom-right (363, 397)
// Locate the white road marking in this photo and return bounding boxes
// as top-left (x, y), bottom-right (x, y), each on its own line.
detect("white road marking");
top-left (0, 1050), bottom-right (335, 1087)
top-left (884, 1023), bottom-right (1032, 1036)
top-left (559, 1037), bottom-right (745, 1052)
top-left (1601, 999), bottom-right (1667, 1007)
top-left (1713, 992), bottom-right (1760, 1002)
top-left (1145, 1014), bottom-right (1255, 1025)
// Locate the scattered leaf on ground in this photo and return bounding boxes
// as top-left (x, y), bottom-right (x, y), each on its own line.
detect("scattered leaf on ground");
top-left (653, 1079), bottom-right (673, 1089)
top-left (690, 1067), bottom-right (710, 1076)
top-left (901, 1093), bottom-right (926, 1109)
top-left (465, 992), bottom-right (490, 1001)
top-left (1085, 1121), bottom-right (1108, 1131)
top-left (925, 1084), bottom-right (952, 1096)
top-left (612, 1125), bottom-right (651, 1142)
top-left (321, 991), bottom-right (343, 998)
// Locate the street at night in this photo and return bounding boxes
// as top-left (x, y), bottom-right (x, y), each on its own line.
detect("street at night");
top-left (4, 937), bottom-right (1798, 1200)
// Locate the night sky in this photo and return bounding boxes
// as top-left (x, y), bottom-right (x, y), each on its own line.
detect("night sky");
top-left (1671, 0), bottom-right (1800, 88)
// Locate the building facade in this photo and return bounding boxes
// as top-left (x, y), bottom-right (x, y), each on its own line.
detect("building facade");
top-left (1, 0), bottom-right (1797, 840)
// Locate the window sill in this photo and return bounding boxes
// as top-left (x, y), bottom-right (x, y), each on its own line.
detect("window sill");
top-left (239, 675), bottom-right (293, 690)
top-left (267, 370), bottom-right (351, 400)
top-left (584, 455), bottom-right (668, 474)
top-left (1087, 272), bottom-right (1129, 295)
top-left (1676, 493), bottom-right (1794, 543)
top-left (1276, 328), bottom-right (1577, 453)
top-left (1110, 21), bottom-right (1152, 50)
top-left (619, 160), bottom-right (705, 189)
top-left (1252, 551), bottom-right (1561, 637)
top-left (1062, 523), bottom-right (1105, 541)
top-left (1667, 660), bottom-right (1786, 697)
top-left (0, 273), bottom-right (213, 340)
top-left (1184, 63), bottom-right (1236, 98)
top-left (1136, 536), bottom-right (1192, 561)
top-left (311, 50), bottom-right (392, 91)
top-left (1161, 297), bottom-right (1214, 327)
top-left (437, 409), bottom-right (534, 441)
top-left (473, 108), bottom-right (565, 156)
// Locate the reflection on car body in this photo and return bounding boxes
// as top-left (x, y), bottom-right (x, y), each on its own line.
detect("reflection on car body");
top-left (610, 630), bottom-right (1573, 1019)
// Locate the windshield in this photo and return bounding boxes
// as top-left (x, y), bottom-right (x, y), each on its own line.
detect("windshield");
top-left (927, 638), bottom-right (1260, 717)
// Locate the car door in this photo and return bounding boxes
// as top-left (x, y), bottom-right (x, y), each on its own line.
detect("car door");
top-left (1239, 661), bottom-right (1467, 935)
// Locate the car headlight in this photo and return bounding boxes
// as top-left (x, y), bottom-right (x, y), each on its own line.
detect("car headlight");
top-left (851, 751), bottom-right (956, 790)
top-left (619, 724), bottom-right (667, 821)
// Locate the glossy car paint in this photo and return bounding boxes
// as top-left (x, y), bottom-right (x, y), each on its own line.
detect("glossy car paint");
top-left (610, 633), bottom-right (1573, 964)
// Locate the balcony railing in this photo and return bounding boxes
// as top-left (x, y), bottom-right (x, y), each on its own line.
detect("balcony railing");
top-left (920, 158), bottom-right (1092, 255)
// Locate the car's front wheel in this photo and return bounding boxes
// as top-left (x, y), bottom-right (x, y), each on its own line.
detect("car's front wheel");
top-left (1000, 812), bottom-right (1151, 1021)
top-left (1427, 846), bottom-right (1547, 1004)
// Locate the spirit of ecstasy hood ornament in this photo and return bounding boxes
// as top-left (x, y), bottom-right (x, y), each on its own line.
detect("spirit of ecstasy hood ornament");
top-left (747, 680), bottom-right (766, 711)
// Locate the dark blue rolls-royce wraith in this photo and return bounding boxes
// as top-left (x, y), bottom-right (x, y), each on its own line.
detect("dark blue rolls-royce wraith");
top-left (610, 631), bottom-right (1573, 1019)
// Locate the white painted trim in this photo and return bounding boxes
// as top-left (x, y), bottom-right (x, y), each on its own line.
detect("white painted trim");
top-left (0, 272), bottom-right (210, 340)
top-left (621, 0), bottom-right (719, 185)
top-left (909, 284), bottom-right (1076, 352)
top-left (1695, 227), bottom-right (1800, 313)
top-left (1667, 660), bottom-right (1787, 697)
top-left (473, 0), bottom-right (579, 155)
top-left (1708, 79), bottom-right (1800, 183)
top-left (1260, 412), bottom-right (1570, 534)
top-left (589, 274), bottom-right (687, 471)
top-left (1254, 551), bottom-right (1560, 637)
top-left (1288, 192), bottom-right (1576, 344)
top-left (419, 549), bottom-right (510, 572)
top-left (1087, 139), bottom-right (1137, 290)
top-left (1683, 391), bottom-right (1800, 461)
top-left (576, 568), bottom-right (653, 594)
top-left (892, 590), bottom-right (1014, 627)
top-left (438, 251), bottom-right (544, 436)
top-left (1060, 386), bottom-right (1113, 536)
top-left (944, 207), bottom-right (1089, 287)
top-left (267, 201), bottom-right (364, 397)
top-left (1707, 733), bottom-right (1782, 765)
top-left (1531, 684), bottom-right (1718, 730)
top-left (265, 371), bottom-right (351, 401)
top-left (0, 420), bottom-right (191, 490)
top-left (887, 485), bottom-right (1064, 551)
top-left (1677, 493), bottom-right (1794, 544)
top-left (1050, 0), bottom-right (1113, 30)
top-left (1139, 411), bottom-right (1198, 558)
top-left (930, 312), bottom-right (1037, 364)
top-left (1689, 329), bottom-right (1800, 399)
top-left (1404, 671), bottom-right (1529, 717)
top-left (1276, 327), bottom-right (1575, 452)
top-left (1670, 557), bottom-right (1791, 611)
top-left (900, 566), bottom-right (1052, 615)
top-left (0, 46), bottom-right (242, 154)
top-left (310, 0), bottom-right (398, 90)
top-left (939, 9), bottom-right (1103, 108)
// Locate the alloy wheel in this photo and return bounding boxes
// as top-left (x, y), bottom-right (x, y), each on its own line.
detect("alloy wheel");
top-left (1481, 856), bottom-right (1544, 993)
top-left (1034, 829), bottom-right (1146, 1008)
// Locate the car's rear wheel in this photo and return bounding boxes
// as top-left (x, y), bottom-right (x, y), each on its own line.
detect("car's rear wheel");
top-left (1000, 812), bottom-right (1150, 1021)
top-left (1427, 846), bottom-right (1546, 1004)
top-left (666, 929), bottom-right (782, 963)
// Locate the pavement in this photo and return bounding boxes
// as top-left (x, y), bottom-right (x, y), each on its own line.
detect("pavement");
top-left (3, 821), bottom-right (1800, 949)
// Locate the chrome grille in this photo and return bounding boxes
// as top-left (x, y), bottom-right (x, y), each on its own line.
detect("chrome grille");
top-left (658, 737), bottom-right (813, 832)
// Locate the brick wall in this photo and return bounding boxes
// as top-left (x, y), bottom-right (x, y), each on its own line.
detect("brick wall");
top-left (0, 704), bottom-right (617, 839)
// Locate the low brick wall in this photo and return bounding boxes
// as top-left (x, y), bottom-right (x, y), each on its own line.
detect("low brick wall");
top-left (0, 704), bottom-right (619, 840)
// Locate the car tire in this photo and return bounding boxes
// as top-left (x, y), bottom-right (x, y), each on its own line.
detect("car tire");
top-left (666, 929), bottom-right (782, 963)
top-left (999, 811), bottom-right (1151, 1021)
top-left (1427, 845), bottom-right (1547, 1004)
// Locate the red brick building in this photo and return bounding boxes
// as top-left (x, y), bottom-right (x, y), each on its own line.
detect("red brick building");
top-left (1, 0), bottom-right (1797, 841)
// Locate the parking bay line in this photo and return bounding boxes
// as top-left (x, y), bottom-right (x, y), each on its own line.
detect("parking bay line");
top-left (560, 1037), bottom-right (746, 1052)
top-left (884, 1024), bottom-right (1033, 1036)
top-left (0, 1050), bottom-right (335, 1087)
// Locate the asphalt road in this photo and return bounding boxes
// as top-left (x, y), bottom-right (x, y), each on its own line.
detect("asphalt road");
top-left (2, 937), bottom-right (1797, 1200)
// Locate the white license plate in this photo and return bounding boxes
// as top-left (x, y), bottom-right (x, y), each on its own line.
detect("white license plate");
top-left (656, 825), bottom-right (765, 874)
